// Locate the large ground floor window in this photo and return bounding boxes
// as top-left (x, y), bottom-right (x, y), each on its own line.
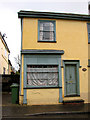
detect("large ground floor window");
top-left (27, 65), bottom-right (58, 87)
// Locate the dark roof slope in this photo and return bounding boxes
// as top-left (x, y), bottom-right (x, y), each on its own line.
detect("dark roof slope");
top-left (0, 32), bottom-right (10, 53)
top-left (18, 10), bottom-right (90, 21)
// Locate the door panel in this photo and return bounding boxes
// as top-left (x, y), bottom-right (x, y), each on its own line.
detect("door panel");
top-left (65, 64), bottom-right (77, 96)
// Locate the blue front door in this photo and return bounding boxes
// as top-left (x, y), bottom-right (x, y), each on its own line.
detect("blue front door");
top-left (65, 64), bottom-right (77, 96)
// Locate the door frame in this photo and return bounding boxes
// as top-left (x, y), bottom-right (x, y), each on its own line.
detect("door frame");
top-left (63, 60), bottom-right (80, 97)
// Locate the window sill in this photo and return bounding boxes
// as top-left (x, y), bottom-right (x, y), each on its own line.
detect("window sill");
top-left (64, 95), bottom-right (80, 97)
top-left (24, 86), bottom-right (62, 89)
top-left (38, 40), bottom-right (57, 43)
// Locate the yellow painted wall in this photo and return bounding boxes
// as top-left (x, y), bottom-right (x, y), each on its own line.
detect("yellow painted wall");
top-left (21, 18), bottom-right (88, 105)
top-left (22, 18), bottom-right (88, 59)
top-left (27, 89), bottom-right (59, 105)
top-left (0, 37), bottom-right (9, 74)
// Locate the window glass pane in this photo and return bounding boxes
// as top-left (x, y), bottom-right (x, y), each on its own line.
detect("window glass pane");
top-left (40, 32), bottom-right (43, 40)
top-left (43, 32), bottom-right (50, 40)
top-left (41, 31), bottom-right (54, 40)
top-left (40, 23), bottom-right (43, 31)
top-left (50, 22), bottom-right (54, 31)
top-left (27, 65), bottom-right (58, 87)
top-left (39, 21), bottom-right (55, 41)
top-left (43, 26), bottom-right (50, 31)
top-left (43, 22), bottom-right (54, 31)
top-left (50, 31), bottom-right (54, 40)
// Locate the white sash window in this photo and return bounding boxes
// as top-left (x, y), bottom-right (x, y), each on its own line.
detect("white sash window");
top-left (38, 20), bottom-right (56, 42)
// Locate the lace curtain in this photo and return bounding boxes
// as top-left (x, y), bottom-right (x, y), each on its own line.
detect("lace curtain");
top-left (27, 65), bottom-right (58, 87)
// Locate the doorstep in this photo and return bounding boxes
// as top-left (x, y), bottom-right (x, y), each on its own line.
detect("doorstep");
top-left (63, 97), bottom-right (84, 104)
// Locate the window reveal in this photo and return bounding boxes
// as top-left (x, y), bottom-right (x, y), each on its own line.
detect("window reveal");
top-left (27, 65), bottom-right (58, 87)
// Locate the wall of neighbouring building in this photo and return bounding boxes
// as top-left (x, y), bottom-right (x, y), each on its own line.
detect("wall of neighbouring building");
top-left (0, 37), bottom-right (9, 74)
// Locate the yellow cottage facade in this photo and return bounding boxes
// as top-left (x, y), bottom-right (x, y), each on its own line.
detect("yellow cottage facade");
top-left (18, 11), bottom-right (89, 105)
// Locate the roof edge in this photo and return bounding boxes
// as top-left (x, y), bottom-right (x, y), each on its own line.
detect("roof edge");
top-left (0, 32), bottom-right (10, 53)
top-left (18, 10), bottom-right (90, 21)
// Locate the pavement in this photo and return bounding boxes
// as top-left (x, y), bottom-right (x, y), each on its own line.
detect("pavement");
top-left (1, 92), bottom-right (90, 119)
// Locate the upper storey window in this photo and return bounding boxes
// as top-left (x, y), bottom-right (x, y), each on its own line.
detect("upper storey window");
top-left (38, 20), bottom-right (56, 42)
